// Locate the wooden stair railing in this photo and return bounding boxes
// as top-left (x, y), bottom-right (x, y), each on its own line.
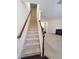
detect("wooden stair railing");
top-left (39, 20), bottom-right (46, 59)
top-left (17, 11), bottom-right (31, 38)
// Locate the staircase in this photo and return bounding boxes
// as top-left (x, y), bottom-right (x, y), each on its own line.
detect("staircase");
top-left (21, 18), bottom-right (41, 58)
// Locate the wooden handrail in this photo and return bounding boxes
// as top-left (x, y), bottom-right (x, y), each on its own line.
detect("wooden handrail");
top-left (39, 20), bottom-right (46, 58)
top-left (17, 11), bottom-right (31, 38)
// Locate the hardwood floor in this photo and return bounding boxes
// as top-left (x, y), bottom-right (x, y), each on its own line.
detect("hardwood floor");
top-left (21, 55), bottom-right (48, 59)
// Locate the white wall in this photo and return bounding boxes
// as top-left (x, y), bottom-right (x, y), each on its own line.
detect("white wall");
top-left (47, 19), bottom-right (62, 33)
top-left (41, 19), bottom-right (62, 33)
top-left (17, 0), bottom-right (31, 59)
top-left (17, 0), bottom-right (30, 35)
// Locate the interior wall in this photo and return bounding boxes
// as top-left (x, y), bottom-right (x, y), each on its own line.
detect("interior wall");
top-left (17, 1), bottom-right (31, 58)
top-left (48, 19), bottom-right (62, 33)
top-left (17, 0), bottom-right (30, 35)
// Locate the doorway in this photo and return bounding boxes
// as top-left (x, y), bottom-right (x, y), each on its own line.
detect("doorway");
top-left (30, 4), bottom-right (37, 20)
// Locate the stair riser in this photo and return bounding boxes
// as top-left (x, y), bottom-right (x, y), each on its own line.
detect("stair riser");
top-left (28, 29), bottom-right (38, 31)
top-left (21, 52), bottom-right (41, 58)
top-left (22, 49), bottom-right (40, 55)
top-left (28, 27), bottom-right (38, 29)
top-left (26, 35), bottom-right (39, 38)
top-left (22, 47), bottom-right (40, 53)
top-left (27, 31), bottom-right (38, 34)
top-left (25, 40), bottom-right (39, 44)
top-left (27, 33), bottom-right (38, 35)
top-left (23, 44), bottom-right (40, 49)
top-left (23, 42), bottom-right (40, 47)
top-left (22, 45), bottom-right (40, 56)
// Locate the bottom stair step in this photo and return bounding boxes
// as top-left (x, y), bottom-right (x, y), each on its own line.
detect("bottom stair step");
top-left (21, 52), bottom-right (41, 58)
top-left (22, 47), bottom-right (40, 54)
top-left (21, 55), bottom-right (49, 59)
